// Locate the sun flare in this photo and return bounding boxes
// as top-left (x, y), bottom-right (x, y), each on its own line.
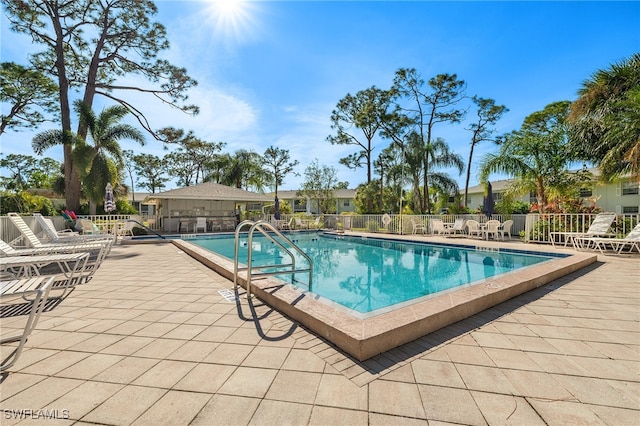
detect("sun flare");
top-left (205, 0), bottom-right (258, 44)
top-left (212, 0), bottom-right (246, 18)
top-left (205, 0), bottom-right (259, 45)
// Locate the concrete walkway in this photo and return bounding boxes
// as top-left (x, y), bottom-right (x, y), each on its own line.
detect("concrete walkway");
top-left (1, 241), bottom-right (638, 425)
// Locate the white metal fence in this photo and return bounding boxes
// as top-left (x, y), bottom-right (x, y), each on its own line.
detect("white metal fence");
top-left (524, 213), bottom-right (640, 244)
top-left (2, 213), bottom-right (637, 246)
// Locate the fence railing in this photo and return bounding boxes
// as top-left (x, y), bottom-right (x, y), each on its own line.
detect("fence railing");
top-left (0, 214), bottom-right (134, 246)
top-left (3, 213), bottom-right (637, 246)
top-left (261, 213), bottom-right (529, 237)
top-left (524, 213), bottom-right (639, 244)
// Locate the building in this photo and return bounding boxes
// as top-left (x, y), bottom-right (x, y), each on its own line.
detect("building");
top-left (146, 182), bottom-right (272, 232)
top-left (466, 170), bottom-right (640, 214)
top-left (271, 189), bottom-right (357, 215)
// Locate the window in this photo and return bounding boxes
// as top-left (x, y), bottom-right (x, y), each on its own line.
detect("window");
top-left (529, 191), bottom-right (537, 203)
top-left (622, 206), bottom-right (639, 214)
top-left (343, 200), bottom-right (350, 207)
top-left (579, 188), bottom-right (593, 197)
top-left (493, 192), bottom-right (503, 202)
top-left (448, 196), bottom-right (455, 203)
top-left (622, 181), bottom-right (639, 195)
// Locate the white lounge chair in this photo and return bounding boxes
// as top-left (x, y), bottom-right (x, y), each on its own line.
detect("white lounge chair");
top-left (549, 213), bottom-right (617, 248)
top-left (575, 223), bottom-right (640, 254)
top-left (1, 276), bottom-right (54, 371)
top-left (0, 240), bottom-right (109, 285)
top-left (9, 213), bottom-right (114, 249)
top-left (1, 252), bottom-right (91, 298)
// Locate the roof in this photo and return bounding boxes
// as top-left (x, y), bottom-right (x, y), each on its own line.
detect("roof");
top-left (273, 189), bottom-right (357, 199)
top-left (467, 168), bottom-right (605, 195)
top-left (147, 182), bottom-right (272, 202)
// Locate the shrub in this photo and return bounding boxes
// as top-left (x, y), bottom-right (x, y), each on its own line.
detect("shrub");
top-left (366, 220), bottom-right (379, 232)
top-left (0, 191), bottom-right (57, 216)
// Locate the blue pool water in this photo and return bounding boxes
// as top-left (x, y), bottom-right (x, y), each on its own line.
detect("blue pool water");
top-left (192, 233), bottom-right (558, 314)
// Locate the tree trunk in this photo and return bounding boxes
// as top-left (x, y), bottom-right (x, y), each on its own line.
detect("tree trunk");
top-left (50, 4), bottom-right (81, 211)
top-left (464, 143), bottom-right (475, 208)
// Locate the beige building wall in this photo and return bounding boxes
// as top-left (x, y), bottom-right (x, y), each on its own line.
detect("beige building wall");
top-left (466, 178), bottom-right (639, 214)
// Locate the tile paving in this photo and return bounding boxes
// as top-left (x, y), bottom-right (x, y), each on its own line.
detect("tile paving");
top-left (0, 238), bottom-right (638, 425)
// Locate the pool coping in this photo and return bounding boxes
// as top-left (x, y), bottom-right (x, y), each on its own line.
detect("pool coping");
top-left (173, 232), bottom-right (598, 361)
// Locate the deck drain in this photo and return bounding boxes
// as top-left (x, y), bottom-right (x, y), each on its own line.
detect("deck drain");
top-left (218, 288), bottom-right (239, 303)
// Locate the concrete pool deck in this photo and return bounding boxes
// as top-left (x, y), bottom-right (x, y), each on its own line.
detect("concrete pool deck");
top-left (1, 235), bottom-right (638, 424)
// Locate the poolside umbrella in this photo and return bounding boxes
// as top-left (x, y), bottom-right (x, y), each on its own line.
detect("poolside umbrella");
top-left (306, 196), bottom-right (312, 216)
top-left (482, 181), bottom-right (495, 218)
top-left (274, 195), bottom-right (281, 220)
top-left (104, 183), bottom-right (115, 213)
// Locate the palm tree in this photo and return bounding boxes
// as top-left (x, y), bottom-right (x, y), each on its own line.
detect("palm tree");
top-left (33, 101), bottom-right (144, 213)
top-left (222, 150), bottom-right (267, 192)
top-left (568, 53), bottom-right (640, 181)
top-left (479, 102), bottom-right (573, 212)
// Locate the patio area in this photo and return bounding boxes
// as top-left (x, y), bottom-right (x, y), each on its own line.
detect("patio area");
top-left (1, 236), bottom-right (638, 425)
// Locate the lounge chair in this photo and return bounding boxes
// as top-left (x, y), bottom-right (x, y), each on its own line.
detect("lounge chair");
top-left (575, 223), bottom-right (640, 254)
top-left (1, 276), bottom-right (54, 371)
top-left (549, 213), bottom-right (617, 248)
top-left (9, 213), bottom-right (114, 248)
top-left (498, 220), bottom-right (514, 240)
top-left (1, 252), bottom-right (91, 298)
top-left (0, 240), bottom-right (110, 285)
top-left (411, 217), bottom-right (427, 234)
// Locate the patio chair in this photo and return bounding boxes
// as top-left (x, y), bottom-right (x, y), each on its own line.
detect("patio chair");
top-left (445, 218), bottom-right (467, 236)
top-left (466, 220), bottom-right (482, 238)
top-left (8, 213), bottom-right (114, 249)
top-left (194, 217), bottom-right (207, 233)
top-left (430, 219), bottom-right (447, 235)
top-left (115, 220), bottom-right (136, 237)
top-left (1, 276), bottom-right (54, 371)
top-left (294, 217), bottom-right (309, 229)
top-left (549, 213), bottom-right (617, 248)
top-left (498, 220), bottom-right (514, 240)
top-left (311, 216), bottom-right (323, 229)
top-left (483, 220), bottom-right (501, 240)
top-left (410, 217), bottom-right (427, 234)
top-left (575, 223), bottom-right (640, 254)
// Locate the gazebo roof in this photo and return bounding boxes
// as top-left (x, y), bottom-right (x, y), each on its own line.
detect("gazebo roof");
top-left (147, 182), bottom-right (272, 202)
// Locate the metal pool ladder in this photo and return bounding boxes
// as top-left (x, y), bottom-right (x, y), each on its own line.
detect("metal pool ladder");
top-left (233, 220), bottom-right (313, 299)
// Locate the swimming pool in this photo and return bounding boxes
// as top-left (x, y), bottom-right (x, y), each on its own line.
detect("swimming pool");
top-left (191, 232), bottom-right (559, 314)
top-left (171, 231), bottom-right (596, 360)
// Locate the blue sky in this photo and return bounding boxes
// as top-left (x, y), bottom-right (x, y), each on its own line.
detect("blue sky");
top-left (1, 0), bottom-right (639, 192)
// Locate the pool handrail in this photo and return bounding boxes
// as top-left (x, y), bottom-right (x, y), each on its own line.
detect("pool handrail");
top-left (233, 220), bottom-right (312, 299)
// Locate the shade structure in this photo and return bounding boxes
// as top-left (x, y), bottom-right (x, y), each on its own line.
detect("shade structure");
top-left (482, 181), bottom-right (495, 218)
top-left (104, 183), bottom-right (115, 213)
top-left (306, 196), bottom-right (312, 216)
top-left (274, 195), bottom-right (280, 220)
